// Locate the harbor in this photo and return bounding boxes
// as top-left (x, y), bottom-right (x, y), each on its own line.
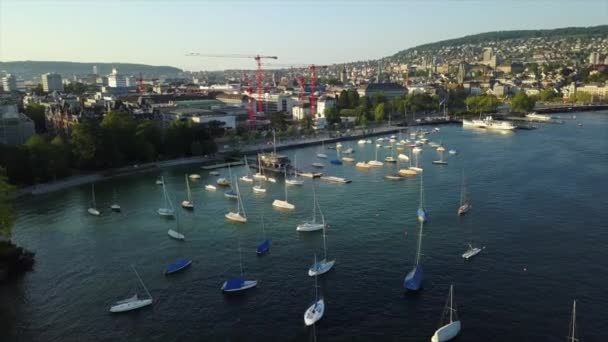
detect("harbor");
top-left (5, 111), bottom-right (607, 341)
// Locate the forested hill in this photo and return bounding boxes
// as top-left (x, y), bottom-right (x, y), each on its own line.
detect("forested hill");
top-left (0, 61), bottom-right (182, 78)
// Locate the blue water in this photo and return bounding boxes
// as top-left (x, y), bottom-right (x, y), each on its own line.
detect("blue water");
top-left (2, 111), bottom-right (607, 341)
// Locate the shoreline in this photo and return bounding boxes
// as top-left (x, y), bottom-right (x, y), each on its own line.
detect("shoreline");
top-left (12, 125), bottom-right (412, 198)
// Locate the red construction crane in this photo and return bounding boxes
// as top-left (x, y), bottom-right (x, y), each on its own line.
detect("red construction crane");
top-left (186, 52), bottom-right (278, 122)
top-left (264, 63), bottom-right (327, 118)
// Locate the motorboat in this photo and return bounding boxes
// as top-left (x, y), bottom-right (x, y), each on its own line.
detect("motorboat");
top-left (462, 244), bottom-right (483, 259)
top-left (356, 162), bottom-right (371, 169)
top-left (205, 184), bottom-right (217, 191)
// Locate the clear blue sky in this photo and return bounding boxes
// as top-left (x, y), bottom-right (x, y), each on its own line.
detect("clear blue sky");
top-left (1, 0), bottom-right (606, 71)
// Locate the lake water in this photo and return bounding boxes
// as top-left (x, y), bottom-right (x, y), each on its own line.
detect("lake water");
top-left (3, 111), bottom-right (608, 341)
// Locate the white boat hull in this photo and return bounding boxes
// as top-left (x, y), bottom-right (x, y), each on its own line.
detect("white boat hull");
top-left (273, 200), bottom-right (295, 210)
top-left (205, 185), bottom-right (217, 191)
top-left (225, 212), bottom-right (247, 223)
top-left (88, 208), bottom-right (100, 216)
top-left (268, 178), bottom-right (277, 183)
top-left (431, 321), bottom-right (461, 342)
top-left (253, 185), bottom-right (266, 193)
top-left (304, 298), bottom-right (325, 326)
top-left (297, 222), bottom-right (324, 232)
top-left (458, 204), bottom-right (471, 215)
top-left (157, 208), bottom-right (174, 217)
top-left (168, 229), bottom-right (185, 240)
top-left (181, 201), bottom-right (194, 209)
top-left (356, 162), bottom-right (371, 169)
top-left (462, 247), bottom-right (482, 259)
top-left (253, 174), bottom-right (267, 181)
top-left (189, 174), bottom-right (201, 180)
top-left (308, 259), bottom-right (335, 276)
top-left (316, 153), bottom-right (328, 159)
top-left (240, 176), bottom-right (254, 183)
top-left (285, 179), bottom-right (304, 186)
top-left (368, 160), bottom-right (384, 167)
top-left (398, 154), bottom-right (409, 161)
top-left (110, 298), bottom-right (153, 313)
top-left (110, 204), bottom-right (121, 212)
top-left (409, 167), bottom-right (423, 173)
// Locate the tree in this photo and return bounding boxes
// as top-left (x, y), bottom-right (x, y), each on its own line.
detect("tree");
top-left (64, 82), bottom-right (87, 95)
top-left (135, 121), bottom-right (162, 154)
top-left (71, 120), bottom-right (100, 168)
top-left (347, 89), bottom-right (360, 109)
top-left (324, 107), bottom-right (340, 125)
top-left (371, 92), bottom-right (386, 108)
top-left (339, 108), bottom-right (357, 117)
top-left (359, 96), bottom-right (371, 111)
top-left (337, 90), bottom-right (350, 108)
top-left (300, 116), bottom-right (313, 130)
top-left (374, 103), bottom-right (386, 122)
top-left (24, 134), bottom-right (51, 183)
top-left (49, 136), bottom-right (70, 179)
top-left (99, 111), bottom-right (137, 167)
top-left (23, 104), bottom-right (46, 133)
top-left (510, 92), bottom-right (535, 112)
top-left (0, 168), bottom-right (15, 238)
top-left (465, 94), bottom-right (501, 113)
top-left (572, 91), bottom-right (592, 103)
top-left (270, 112), bottom-right (287, 131)
top-left (32, 84), bottom-right (44, 96)
top-left (539, 89), bottom-right (560, 102)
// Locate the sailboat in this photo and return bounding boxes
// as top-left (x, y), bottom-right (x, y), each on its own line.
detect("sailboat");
top-left (168, 209), bottom-right (185, 240)
top-left (286, 154), bottom-right (304, 185)
top-left (404, 220), bottom-right (424, 291)
top-left (165, 258), bottom-right (192, 275)
top-left (181, 174), bottom-right (194, 209)
top-left (368, 144), bottom-right (384, 166)
top-left (417, 176), bottom-right (428, 223)
top-left (458, 171), bottom-right (472, 216)
top-left (221, 244), bottom-right (258, 292)
top-left (109, 265), bottom-right (153, 313)
top-left (253, 169), bottom-right (267, 193)
top-left (432, 149), bottom-right (448, 165)
top-left (385, 143), bottom-right (397, 163)
top-left (297, 182), bottom-right (325, 232)
top-left (567, 300), bottom-right (578, 342)
top-left (240, 157), bottom-right (254, 183)
top-left (88, 183), bottom-right (101, 216)
top-left (317, 140), bottom-right (328, 159)
top-left (304, 256), bottom-right (325, 326)
top-left (224, 167), bottom-right (238, 199)
top-left (256, 212), bottom-right (270, 255)
top-left (110, 188), bottom-right (121, 212)
top-left (253, 154), bottom-right (267, 181)
top-left (225, 181), bottom-right (247, 223)
top-left (272, 168), bottom-right (295, 210)
top-left (431, 284), bottom-right (461, 342)
top-left (157, 177), bottom-right (175, 217)
top-left (308, 217), bottom-right (335, 276)
top-left (409, 150), bottom-right (423, 173)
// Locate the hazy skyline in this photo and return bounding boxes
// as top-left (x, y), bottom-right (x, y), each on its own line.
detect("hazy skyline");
top-left (1, 0), bottom-right (606, 71)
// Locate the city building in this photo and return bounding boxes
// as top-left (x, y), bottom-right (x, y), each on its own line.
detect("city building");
top-left (340, 67), bottom-right (348, 83)
top-left (1, 74), bottom-right (18, 92)
top-left (0, 104), bottom-right (35, 145)
top-left (292, 105), bottom-right (310, 121)
top-left (107, 68), bottom-right (127, 88)
top-left (41, 73), bottom-right (64, 92)
top-left (315, 97), bottom-right (335, 117)
top-left (357, 83), bottom-right (406, 100)
top-left (588, 52), bottom-right (600, 65)
top-left (256, 93), bottom-right (295, 113)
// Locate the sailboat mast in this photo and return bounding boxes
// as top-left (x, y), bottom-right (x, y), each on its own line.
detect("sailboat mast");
top-left (449, 284), bottom-right (454, 323)
top-left (273, 129), bottom-right (277, 155)
top-left (186, 174), bottom-right (191, 201)
top-left (239, 243), bottom-right (244, 277)
top-left (460, 170), bottom-right (465, 206)
top-left (322, 223), bottom-right (328, 260)
top-left (284, 168), bottom-right (288, 201)
top-left (415, 220), bottom-right (424, 265)
top-left (91, 184), bottom-right (96, 207)
top-left (569, 300), bottom-right (577, 342)
top-left (131, 265), bottom-right (152, 299)
top-left (312, 182), bottom-right (317, 223)
top-left (419, 176), bottom-right (424, 209)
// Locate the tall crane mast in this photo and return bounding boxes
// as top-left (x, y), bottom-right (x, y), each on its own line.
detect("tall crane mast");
top-left (186, 53), bottom-right (278, 123)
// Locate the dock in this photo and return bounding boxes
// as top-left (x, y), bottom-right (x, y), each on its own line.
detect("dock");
top-left (200, 161), bottom-right (244, 170)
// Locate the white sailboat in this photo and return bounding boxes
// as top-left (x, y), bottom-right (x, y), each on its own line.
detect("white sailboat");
top-left (432, 149), bottom-right (448, 165)
top-left (240, 157), bottom-right (254, 183)
top-left (317, 140), bottom-right (328, 159)
top-left (253, 171), bottom-right (267, 193)
top-left (221, 244), bottom-right (257, 292)
top-left (272, 168), bottom-right (295, 210)
top-left (109, 265), bottom-right (153, 313)
top-left (297, 182), bottom-right (325, 232)
top-left (457, 171), bottom-right (472, 216)
top-left (110, 188), bottom-right (121, 212)
top-left (253, 154), bottom-right (267, 181)
top-left (409, 151), bottom-right (423, 173)
top-left (225, 181), bottom-right (247, 223)
top-left (157, 177), bottom-right (175, 217)
top-left (368, 145), bottom-right (384, 166)
top-left (431, 284), bottom-right (461, 342)
top-left (308, 217), bottom-right (335, 276)
top-left (567, 300), bottom-right (578, 342)
top-left (88, 183), bottom-right (101, 216)
top-left (168, 210), bottom-right (185, 240)
top-left (286, 154), bottom-right (304, 186)
top-left (304, 257), bottom-right (325, 326)
top-left (181, 174), bottom-right (194, 209)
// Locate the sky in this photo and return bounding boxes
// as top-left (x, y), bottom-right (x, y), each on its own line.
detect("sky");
top-left (1, 0), bottom-right (607, 71)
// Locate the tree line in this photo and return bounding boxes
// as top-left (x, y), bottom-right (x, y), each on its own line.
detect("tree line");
top-left (0, 111), bottom-right (218, 186)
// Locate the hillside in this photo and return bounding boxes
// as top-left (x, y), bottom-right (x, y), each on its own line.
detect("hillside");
top-left (0, 61), bottom-right (182, 79)
top-left (387, 25), bottom-right (608, 65)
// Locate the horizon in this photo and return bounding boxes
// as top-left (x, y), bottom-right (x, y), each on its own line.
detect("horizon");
top-left (1, 0), bottom-right (607, 71)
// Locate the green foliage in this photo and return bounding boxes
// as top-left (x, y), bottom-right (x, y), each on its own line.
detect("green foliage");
top-left (510, 92), bottom-right (536, 112)
top-left (99, 111), bottom-right (137, 167)
top-left (405, 93), bottom-right (440, 113)
top-left (0, 168), bottom-right (15, 238)
top-left (338, 90), bottom-right (349, 108)
top-left (572, 91), bottom-right (593, 103)
top-left (32, 84), bottom-right (44, 95)
top-left (359, 96), bottom-right (371, 111)
top-left (339, 108), bottom-right (357, 117)
top-left (371, 92), bottom-right (386, 108)
top-left (465, 94), bottom-right (501, 113)
top-left (64, 82), bottom-right (88, 95)
top-left (24, 104), bottom-right (46, 133)
top-left (324, 107), bottom-right (341, 125)
top-left (71, 120), bottom-right (100, 168)
top-left (300, 116), bottom-right (313, 130)
top-left (374, 103), bottom-right (386, 122)
top-left (539, 89), bottom-right (561, 102)
top-left (448, 88), bottom-right (469, 113)
top-left (347, 89), bottom-right (360, 109)
top-left (270, 112), bottom-right (287, 131)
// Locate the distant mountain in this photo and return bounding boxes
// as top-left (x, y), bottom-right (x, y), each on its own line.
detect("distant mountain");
top-left (0, 61), bottom-right (183, 79)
